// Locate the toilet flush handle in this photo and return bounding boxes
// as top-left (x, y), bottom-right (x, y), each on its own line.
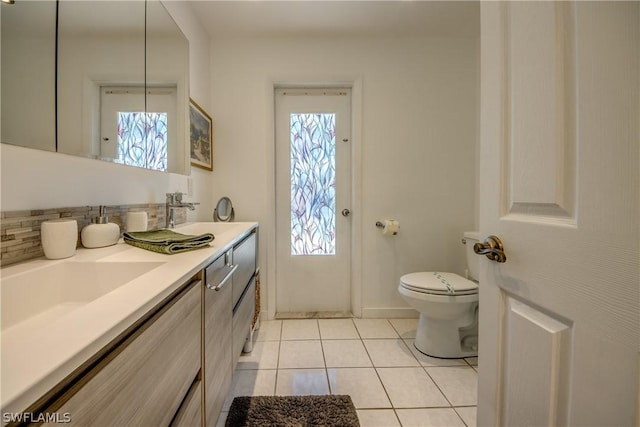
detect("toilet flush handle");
top-left (473, 235), bottom-right (507, 263)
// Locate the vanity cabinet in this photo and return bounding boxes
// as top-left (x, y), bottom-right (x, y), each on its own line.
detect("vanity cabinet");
top-left (15, 224), bottom-right (259, 427)
top-left (41, 280), bottom-right (201, 426)
top-left (203, 251), bottom-right (234, 427)
top-left (203, 227), bottom-right (258, 426)
top-left (231, 231), bottom-right (257, 367)
top-left (231, 231), bottom-right (257, 310)
top-left (232, 277), bottom-right (256, 367)
top-left (171, 380), bottom-right (202, 427)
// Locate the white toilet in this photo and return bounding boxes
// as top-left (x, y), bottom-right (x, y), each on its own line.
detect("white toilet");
top-left (398, 231), bottom-right (480, 358)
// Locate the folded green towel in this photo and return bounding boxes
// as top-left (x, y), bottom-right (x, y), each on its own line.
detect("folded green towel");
top-left (123, 229), bottom-right (215, 255)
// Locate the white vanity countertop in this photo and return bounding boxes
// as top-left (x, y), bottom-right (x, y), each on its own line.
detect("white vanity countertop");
top-left (0, 221), bottom-right (257, 415)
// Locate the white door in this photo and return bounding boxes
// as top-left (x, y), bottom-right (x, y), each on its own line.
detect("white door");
top-left (478, 2), bottom-right (639, 426)
top-left (275, 88), bottom-right (352, 315)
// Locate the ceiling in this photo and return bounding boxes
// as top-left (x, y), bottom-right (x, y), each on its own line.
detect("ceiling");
top-left (188, 1), bottom-right (480, 39)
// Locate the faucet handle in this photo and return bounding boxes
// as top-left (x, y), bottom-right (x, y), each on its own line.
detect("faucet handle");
top-left (166, 192), bottom-right (185, 204)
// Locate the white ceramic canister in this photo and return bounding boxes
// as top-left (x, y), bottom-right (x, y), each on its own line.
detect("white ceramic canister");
top-left (126, 211), bottom-right (148, 232)
top-left (41, 219), bottom-right (78, 259)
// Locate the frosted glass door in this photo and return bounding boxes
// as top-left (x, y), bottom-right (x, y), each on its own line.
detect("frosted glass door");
top-left (275, 88), bottom-right (352, 315)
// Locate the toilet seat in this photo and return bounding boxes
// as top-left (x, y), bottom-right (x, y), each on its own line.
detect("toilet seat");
top-left (400, 272), bottom-right (478, 296)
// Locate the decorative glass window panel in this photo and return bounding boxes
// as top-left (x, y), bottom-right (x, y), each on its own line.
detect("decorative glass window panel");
top-left (116, 112), bottom-right (167, 172)
top-left (290, 113), bottom-right (336, 256)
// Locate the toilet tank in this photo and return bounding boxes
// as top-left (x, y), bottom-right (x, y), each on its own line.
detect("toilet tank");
top-left (463, 231), bottom-right (481, 281)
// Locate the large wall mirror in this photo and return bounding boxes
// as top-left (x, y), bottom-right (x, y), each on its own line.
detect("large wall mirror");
top-left (1, 0), bottom-right (190, 175)
top-left (1, 1), bottom-right (57, 153)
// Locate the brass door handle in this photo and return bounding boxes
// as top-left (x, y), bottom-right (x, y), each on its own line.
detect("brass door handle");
top-left (473, 235), bottom-right (507, 263)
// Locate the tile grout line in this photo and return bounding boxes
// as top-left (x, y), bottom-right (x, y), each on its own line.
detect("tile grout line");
top-left (423, 364), bottom-right (455, 408)
top-left (273, 320), bottom-right (284, 395)
top-left (316, 319), bottom-right (334, 396)
top-left (452, 407), bottom-right (473, 427)
top-left (375, 320), bottom-right (408, 426)
top-left (366, 320), bottom-right (402, 413)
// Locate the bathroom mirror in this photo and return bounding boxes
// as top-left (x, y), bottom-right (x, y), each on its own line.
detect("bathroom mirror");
top-left (145, 0), bottom-right (190, 174)
top-left (1, 0), bottom-right (57, 152)
top-left (213, 197), bottom-right (235, 222)
top-left (57, 0), bottom-right (145, 160)
top-left (1, 0), bottom-right (190, 175)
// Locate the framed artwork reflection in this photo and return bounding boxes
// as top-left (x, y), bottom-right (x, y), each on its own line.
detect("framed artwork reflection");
top-left (189, 98), bottom-right (213, 171)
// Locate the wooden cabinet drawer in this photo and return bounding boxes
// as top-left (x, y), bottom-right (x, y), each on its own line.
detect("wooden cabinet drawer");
top-left (232, 232), bottom-right (256, 310)
top-left (171, 380), bottom-right (202, 427)
top-left (232, 278), bottom-right (255, 366)
top-left (204, 269), bottom-right (232, 427)
top-left (205, 249), bottom-right (234, 291)
top-left (44, 282), bottom-right (201, 426)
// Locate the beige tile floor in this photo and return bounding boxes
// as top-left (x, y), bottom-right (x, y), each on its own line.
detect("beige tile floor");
top-left (217, 318), bottom-right (478, 427)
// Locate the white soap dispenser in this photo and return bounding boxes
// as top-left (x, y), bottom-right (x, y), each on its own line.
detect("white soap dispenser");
top-left (81, 206), bottom-right (121, 248)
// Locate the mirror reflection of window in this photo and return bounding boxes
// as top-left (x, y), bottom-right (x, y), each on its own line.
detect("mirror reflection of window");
top-left (100, 87), bottom-right (176, 172)
top-left (116, 111), bottom-right (168, 171)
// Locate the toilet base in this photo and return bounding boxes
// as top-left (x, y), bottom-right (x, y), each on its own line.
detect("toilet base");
top-left (414, 313), bottom-right (478, 359)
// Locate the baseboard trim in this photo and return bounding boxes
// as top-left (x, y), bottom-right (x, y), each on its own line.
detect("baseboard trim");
top-left (261, 308), bottom-right (419, 320)
top-left (361, 307), bottom-right (419, 319)
top-left (274, 311), bottom-right (353, 319)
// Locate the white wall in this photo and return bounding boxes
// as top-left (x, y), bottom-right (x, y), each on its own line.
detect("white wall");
top-left (162, 1), bottom-right (213, 222)
top-left (1, 2), bottom-right (211, 217)
top-left (207, 35), bottom-right (479, 317)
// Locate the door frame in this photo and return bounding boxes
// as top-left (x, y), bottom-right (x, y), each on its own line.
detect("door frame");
top-left (265, 76), bottom-right (364, 320)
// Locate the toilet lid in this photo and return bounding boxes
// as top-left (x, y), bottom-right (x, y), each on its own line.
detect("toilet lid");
top-left (400, 272), bottom-right (478, 296)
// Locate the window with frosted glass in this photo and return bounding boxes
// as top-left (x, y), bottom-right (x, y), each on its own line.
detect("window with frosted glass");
top-left (290, 113), bottom-right (336, 256)
top-left (117, 112), bottom-right (167, 172)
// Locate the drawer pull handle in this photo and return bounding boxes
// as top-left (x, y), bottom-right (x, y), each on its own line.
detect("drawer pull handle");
top-left (207, 264), bottom-right (238, 291)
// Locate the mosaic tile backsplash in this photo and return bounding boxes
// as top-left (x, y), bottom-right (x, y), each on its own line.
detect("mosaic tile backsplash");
top-left (0, 204), bottom-right (187, 267)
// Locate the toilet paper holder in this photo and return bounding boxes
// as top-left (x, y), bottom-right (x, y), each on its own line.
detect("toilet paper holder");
top-left (375, 221), bottom-right (385, 229)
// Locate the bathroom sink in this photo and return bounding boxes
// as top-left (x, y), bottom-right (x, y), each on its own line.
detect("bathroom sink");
top-left (176, 222), bottom-right (248, 237)
top-left (1, 261), bottom-right (164, 332)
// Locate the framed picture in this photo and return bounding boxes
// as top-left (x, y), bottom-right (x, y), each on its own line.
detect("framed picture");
top-left (189, 98), bottom-right (213, 171)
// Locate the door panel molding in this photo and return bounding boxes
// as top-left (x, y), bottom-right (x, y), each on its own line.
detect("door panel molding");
top-left (501, 2), bottom-right (577, 224)
top-left (501, 297), bottom-right (572, 426)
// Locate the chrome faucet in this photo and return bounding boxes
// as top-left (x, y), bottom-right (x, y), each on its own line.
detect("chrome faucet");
top-left (166, 192), bottom-right (199, 229)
